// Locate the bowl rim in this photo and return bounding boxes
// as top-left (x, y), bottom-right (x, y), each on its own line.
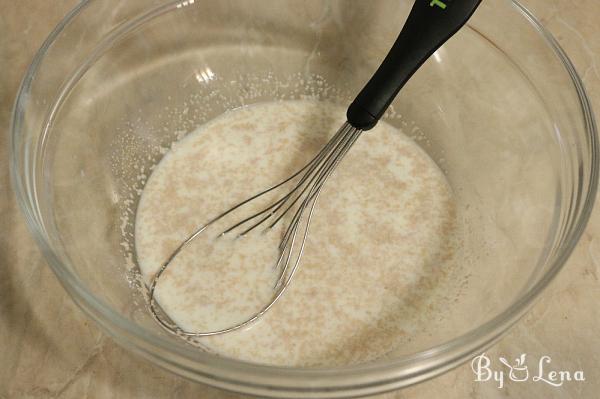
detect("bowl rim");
top-left (10, 0), bottom-right (599, 396)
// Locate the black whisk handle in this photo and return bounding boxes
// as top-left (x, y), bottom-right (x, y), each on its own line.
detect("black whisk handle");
top-left (347, 0), bottom-right (482, 130)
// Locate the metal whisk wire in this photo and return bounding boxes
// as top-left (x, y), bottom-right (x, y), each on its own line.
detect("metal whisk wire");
top-left (149, 122), bottom-right (362, 336)
top-left (146, 0), bottom-right (483, 339)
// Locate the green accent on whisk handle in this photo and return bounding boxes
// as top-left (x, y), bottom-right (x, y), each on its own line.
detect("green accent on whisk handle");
top-left (430, 0), bottom-right (447, 9)
top-left (347, 0), bottom-right (482, 130)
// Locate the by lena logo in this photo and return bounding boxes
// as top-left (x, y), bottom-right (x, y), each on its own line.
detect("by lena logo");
top-left (430, 0), bottom-right (447, 9)
top-left (471, 353), bottom-right (585, 389)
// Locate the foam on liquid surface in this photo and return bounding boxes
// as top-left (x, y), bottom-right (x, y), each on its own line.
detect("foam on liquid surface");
top-left (135, 100), bottom-right (456, 366)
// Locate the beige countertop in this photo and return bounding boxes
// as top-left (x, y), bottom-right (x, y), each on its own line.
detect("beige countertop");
top-left (1, 1), bottom-right (599, 398)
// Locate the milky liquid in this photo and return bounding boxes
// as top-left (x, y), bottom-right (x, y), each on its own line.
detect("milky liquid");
top-left (135, 100), bottom-right (456, 367)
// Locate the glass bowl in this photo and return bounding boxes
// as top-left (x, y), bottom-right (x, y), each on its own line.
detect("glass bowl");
top-left (10, 0), bottom-right (597, 397)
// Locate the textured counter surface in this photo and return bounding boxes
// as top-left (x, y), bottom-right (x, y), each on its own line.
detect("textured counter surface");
top-left (1, 1), bottom-right (599, 397)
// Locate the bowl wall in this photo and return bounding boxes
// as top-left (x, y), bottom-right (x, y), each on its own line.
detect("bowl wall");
top-left (11, 0), bottom-right (597, 397)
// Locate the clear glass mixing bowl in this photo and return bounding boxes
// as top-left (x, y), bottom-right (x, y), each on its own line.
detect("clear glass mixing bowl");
top-left (10, 0), bottom-right (598, 397)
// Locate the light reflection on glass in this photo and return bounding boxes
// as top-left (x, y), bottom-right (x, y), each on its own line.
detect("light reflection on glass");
top-left (195, 67), bottom-right (215, 84)
top-left (176, 0), bottom-right (195, 9)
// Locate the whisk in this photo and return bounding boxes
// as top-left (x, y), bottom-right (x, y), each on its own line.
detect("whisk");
top-left (149, 0), bottom-right (482, 336)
